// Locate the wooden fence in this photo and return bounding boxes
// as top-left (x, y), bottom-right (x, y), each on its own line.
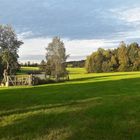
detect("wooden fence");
top-left (1, 73), bottom-right (69, 87)
top-left (5, 75), bottom-right (33, 87)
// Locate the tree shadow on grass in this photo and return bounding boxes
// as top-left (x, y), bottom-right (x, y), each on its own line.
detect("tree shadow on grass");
top-left (0, 93), bottom-right (140, 140)
top-left (0, 97), bottom-right (102, 140)
top-left (0, 77), bottom-right (140, 116)
top-left (0, 96), bottom-right (102, 117)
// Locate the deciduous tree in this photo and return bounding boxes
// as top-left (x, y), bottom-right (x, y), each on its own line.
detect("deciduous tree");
top-left (46, 37), bottom-right (68, 81)
top-left (0, 25), bottom-right (23, 80)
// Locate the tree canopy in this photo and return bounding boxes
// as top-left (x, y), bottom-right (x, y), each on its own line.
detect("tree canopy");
top-left (45, 37), bottom-right (68, 81)
top-left (86, 42), bottom-right (140, 73)
top-left (0, 25), bottom-right (23, 79)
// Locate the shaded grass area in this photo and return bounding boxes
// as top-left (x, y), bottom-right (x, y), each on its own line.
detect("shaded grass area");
top-left (0, 69), bottom-right (140, 140)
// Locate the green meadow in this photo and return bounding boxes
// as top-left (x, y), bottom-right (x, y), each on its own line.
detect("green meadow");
top-left (0, 68), bottom-right (140, 140)
top-left (17, 67), bottom-right (39, 75)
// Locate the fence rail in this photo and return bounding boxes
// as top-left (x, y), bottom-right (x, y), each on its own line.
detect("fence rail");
top-left (5, 75), bottom-right (33, 87)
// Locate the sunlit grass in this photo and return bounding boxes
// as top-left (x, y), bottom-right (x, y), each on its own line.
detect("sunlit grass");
top-left (0, 68), bottom-right (140, 140)
top-left (17, 67), bottom-right (40, 75)
top-left (21, 67), bottom-right (39, 71)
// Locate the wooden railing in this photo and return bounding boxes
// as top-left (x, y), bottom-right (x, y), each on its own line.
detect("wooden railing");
top-left (5, 75), bottom-right (33, 87)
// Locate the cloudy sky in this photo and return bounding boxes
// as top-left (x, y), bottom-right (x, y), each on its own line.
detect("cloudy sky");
top-left (0, 0), bottom-right (140, 62)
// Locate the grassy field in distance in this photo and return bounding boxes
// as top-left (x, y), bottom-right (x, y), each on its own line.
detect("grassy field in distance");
top-left (0, 68), bottom-right (140, 140)
top-left (17, 67), bottom-right (40, 75)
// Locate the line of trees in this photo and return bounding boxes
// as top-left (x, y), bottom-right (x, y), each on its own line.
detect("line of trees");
top-left (0, 25), bottom-right (69, 83)
top-left (20, 62), bottom-right (39, 67)
top-left (86, 42), bottom-right (140, 73)
top-left (66, 60), bottom-right (85, 68)
top-left (1, 24), bottom-right (140, 83)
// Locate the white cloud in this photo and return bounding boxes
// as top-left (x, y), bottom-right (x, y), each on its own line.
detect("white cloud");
top-left (19, 36), bottom-right (118, 63)
top-left (64, 39), bottom-right (116, 56)
top-left (116, 30), bottom-right (140, 39)
top-left (18, 31), bottom-right (34, 39)
top-left (110, 7), bottom-right (140, 24)
top-left (108, 7), bottom-right (140, 41)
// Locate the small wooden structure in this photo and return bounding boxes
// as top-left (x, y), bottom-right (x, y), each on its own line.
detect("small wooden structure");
top-left (0, 73), bottom-right (69, 87)
top-left (4, 75), bottom-right (33, 87)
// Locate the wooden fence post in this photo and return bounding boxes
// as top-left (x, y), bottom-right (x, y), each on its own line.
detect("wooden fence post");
top-left (6, 76), bottom-right (9, 87)
top-left (29, 75), bottom-right (32, 86)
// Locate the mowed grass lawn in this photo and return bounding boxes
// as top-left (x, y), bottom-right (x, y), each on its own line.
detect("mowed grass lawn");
top-left (0, 68), bottom-right (140, 140)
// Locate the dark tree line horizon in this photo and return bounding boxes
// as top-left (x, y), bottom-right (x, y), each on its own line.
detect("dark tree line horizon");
top-left (86, 41), bottom-right (140, 73)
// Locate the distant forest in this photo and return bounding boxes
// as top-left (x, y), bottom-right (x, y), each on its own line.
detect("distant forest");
top-left (21, 60), bottom-right (85, 68)
top-left (1, 23), bottom-right (140, 78)
top-left (86, 42), bottom-right (140, 73)
top-left (22, 41), bottom-right (140, 74)
top-left (66, 60), bottom-right (85, 68)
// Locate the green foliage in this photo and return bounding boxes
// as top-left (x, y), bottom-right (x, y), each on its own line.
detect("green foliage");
top-left (0, 25), bottom-right (23, 77)
top-left (66, 60), bottom-right (85, 68)
top-left (86, 41), bottom-right (140, 73)
top-left (45, 37), bottom-right (68, 81)
top-left (39, 60), bottom-right (46, 72)
top-left (85, 56), bottom-right (93, 73)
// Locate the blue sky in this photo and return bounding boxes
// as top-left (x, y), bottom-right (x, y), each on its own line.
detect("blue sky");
top-left (0, 0), bottom-right (140, 62)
